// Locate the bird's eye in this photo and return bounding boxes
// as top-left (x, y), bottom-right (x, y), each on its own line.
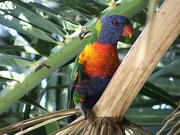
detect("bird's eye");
top-left (112, 19), bottom-right (120, 26)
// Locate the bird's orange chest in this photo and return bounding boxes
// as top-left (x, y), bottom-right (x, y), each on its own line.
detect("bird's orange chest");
top-left (78, 42), bottom-right (120, 77)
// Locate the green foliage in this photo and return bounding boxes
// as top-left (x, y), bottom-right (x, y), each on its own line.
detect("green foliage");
top-left (0, 0), bottom-right (179, 134)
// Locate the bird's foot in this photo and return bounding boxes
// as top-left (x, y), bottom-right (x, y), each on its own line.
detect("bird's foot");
top-left (75, 103), bottom-right (94, 120)
top-left (75, 102), bottom-right (87, 118)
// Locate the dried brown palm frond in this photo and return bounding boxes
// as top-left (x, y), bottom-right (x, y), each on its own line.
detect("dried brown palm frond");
top-left (157, 105), bottom-right (180, 135)
top-left (0, 109), bottom-right (81, 134)
top-left (53, 114), bottom-right (152, 135)
top-left (0, 109), bottom-right (152, 135)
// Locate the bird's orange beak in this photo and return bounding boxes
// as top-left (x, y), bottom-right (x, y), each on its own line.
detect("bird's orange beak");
top-left (122, 25), bottom-right (133, 38)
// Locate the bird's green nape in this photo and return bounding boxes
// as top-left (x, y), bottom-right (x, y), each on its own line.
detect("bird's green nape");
top-left (87, 20), bottom-right (102, 44)
top-left (95, 20), bottom-right (102, 36)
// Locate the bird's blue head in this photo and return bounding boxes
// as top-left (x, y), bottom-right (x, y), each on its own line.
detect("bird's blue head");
top-left (94, 15), bottom-right (133, 45)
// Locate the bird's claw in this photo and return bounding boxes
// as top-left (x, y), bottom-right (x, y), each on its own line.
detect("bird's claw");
top-left (75, 102), bottom-right (87, 118)
top-left (75, 103), bottom-right (94, 120)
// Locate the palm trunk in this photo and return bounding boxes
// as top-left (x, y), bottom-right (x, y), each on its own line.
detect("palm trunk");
top-left (93, 0), bottom-right (180, 123)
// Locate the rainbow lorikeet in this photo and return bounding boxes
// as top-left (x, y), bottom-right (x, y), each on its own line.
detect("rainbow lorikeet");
top-left (68, 15), bottom-right (133, 118)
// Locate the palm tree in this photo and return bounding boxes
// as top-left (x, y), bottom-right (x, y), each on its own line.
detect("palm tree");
top-left (0, 0), bottom-right (179, 134)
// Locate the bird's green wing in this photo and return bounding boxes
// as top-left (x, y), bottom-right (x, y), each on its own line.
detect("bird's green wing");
top-left (67, 55), bottom-right (83, 109)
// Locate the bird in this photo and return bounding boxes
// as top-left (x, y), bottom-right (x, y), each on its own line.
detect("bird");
top-left (68, 15), bottom-right (133, 121)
